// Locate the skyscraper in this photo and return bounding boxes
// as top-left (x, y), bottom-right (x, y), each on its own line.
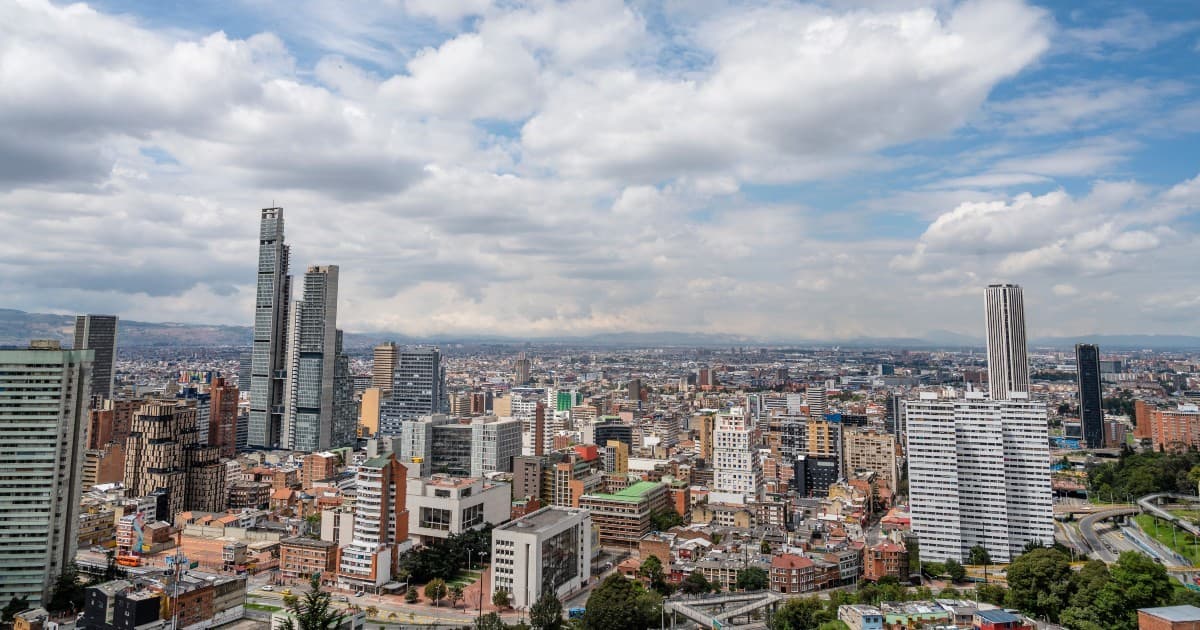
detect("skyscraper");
top-left (1076, 343), bottom-right (1104, 449)
top-left (123, 402), bottom-right (226, 516)
top-left (283, 265), bottom-right (356, 452)
top-left (249, 207), bottom-right (291, 448)
top-left (379, 348), bottom-right (444, 435)
top-left (905, 391), bottom-right (1053, 563)
top-left (514, 352), bottom-right (531, 385)
top-left (0, 341), bottom-right (92, 606)
top-left (711, 407), bottom-right (763, 505)
top-left (337, 453), bottom-right (410, 591)
top-left (985, 283), bottom-right (1030, 400)
top-left (208, 376), bottom-right (240, 459)
top-left (74, 314), bottom-right (118, 400)
top-left (373, 342), bottom-right (397, 395)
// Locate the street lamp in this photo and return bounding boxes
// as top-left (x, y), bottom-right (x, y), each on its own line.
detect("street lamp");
top-left (477, 551), bottom-right (487, 624)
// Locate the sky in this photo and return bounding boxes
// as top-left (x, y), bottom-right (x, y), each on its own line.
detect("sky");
top-left (1, 0), bottom-right (1198, 341)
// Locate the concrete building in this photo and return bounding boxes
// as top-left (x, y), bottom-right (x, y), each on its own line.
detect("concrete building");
top-left (711, 407), bottom-right (762, 505)
top-left (338, 454), bottom-right (410, 591)
top-left (406, 476), bottom-right (511, 545)
top-left (579, 481), bottom-right (669, 546)
top-left (283, 265), bottom-right (357, 452)
top-left (471, 415), bottom-right (522, 476)
top-left (279, 537), bottom-right (339, 580)
top-left (74, 315), bottom-right (117, 400)
top-left (249, 207), bottom-right (292, 448)
top-left (379, 348), bottom-right (444, 435)
top-left (372, 342), bottom-right (397, 395)
top-left (985, 283), bottom-right (1030, 400)
top-left (838, 605), bottom-right (884, 630)
top-left (302, 452), bottom-right (340, 487)
top-left (1135, 402), bottom-right (1200, 451)
top-left (0, 341), bottom-right (92, 606)
top-left (1138, 605), bottom-right (1200, 630)
top-left (843, 429), bottom-right (898, 492)
top-left (491, 507), bottom-right (591, 610)
top-left (123, 402), bottom-right (226, 516)
top-left (360, 387), bottom-right (382, 437)
top-left (514, 352), bottom-right (531, 386)
top-left (208, 377), bottom-right (239, 458)
top-left (905, 391), bottom-right (1053, 563)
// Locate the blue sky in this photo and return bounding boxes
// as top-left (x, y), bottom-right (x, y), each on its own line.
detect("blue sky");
top-left (0, 0), bottom-right (1197, 340)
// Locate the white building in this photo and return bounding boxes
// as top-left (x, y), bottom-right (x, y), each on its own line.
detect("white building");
top-left (985, 283), bottom-right (1030, 400)
top-left (905, 391), bottom-right (1053, 563)
top-left (711, 407), bottom-right (763, 505)
top-left (407, 476), bottom-right (511, 545)
top-left (491, 507), bottom-right (592, 609)
top-left (337, 454), bottom-right (411, 592)
top-left (0, 341), bottom-right (92, 606)
top-left (471, 416), bottom-right (522, 476)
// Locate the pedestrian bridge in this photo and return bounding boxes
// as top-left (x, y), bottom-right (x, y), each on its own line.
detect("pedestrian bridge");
top-left (663, 591), bottom-right (783, 628)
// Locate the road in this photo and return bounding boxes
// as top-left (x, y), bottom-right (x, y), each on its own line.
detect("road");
top-left (1077, 507), bottom-right (1138, 562)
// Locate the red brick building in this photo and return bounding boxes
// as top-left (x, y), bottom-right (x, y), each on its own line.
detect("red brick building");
top-left (863, 541), bottom-right (908, 582)
top-left (770, 553), bottom-right (817, 594)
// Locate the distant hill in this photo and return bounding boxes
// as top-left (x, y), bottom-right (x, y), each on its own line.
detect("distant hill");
top-left (1, 308), bottom-right (1197, 350)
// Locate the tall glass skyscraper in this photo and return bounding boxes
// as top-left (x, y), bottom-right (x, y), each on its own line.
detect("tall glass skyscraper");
top-left (1076, 343), bottom-right (1104, 448)
top-left (249, 207), bottom-right (291, 448)
top-left (73, 314), bottom-right (117, 400)
top-left (985, 283), bottom-right (1029, 400)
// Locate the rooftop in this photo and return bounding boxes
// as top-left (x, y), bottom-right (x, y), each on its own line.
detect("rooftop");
top-left (497, 506), bottom-right (588, 536)
top-left (1141, 605), bottom-right (1200, 622)
top-left (583, 481), bottom-right (663, 503)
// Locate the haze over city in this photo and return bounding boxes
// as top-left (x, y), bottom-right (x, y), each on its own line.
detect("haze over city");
top-left (2, 0), bottom-right (1198, 339)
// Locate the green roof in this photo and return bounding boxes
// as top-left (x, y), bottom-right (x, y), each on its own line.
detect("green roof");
top-left (362, 455), bottom-right (392, 468)
top-left (586, 481), bottom-right (663, 503)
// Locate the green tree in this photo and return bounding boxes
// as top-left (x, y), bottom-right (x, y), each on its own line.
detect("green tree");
top-left (1084, 552), bottom-right (1175, 630)
top-left (2, 596), bottom-right (29, 623)
top-left (363, 606), bottom-right (379, 619)
top-left (817, 622), bottom-right (850, 630)
top-left (530, 591), bottom-right (564, 630)
top-left (475, 612), bottom-right (507, 630)
top-left (736, 567), bottom-right (768, 591)
top-left (967, 545), bottom-right (991, 567)
top-left (769, 596), bottom-right (832, 630)
top-left (679, 570), bottom-right (712, 595)
top-left (405, 588), bottom-right (419, 604)
top-left (449, 585), bottom-right (464, 609)
top-left (650, 508), bottom-right (684, 532)
top-left (943, 558), bottom-right (966, 583)
top-left (582, 574), bottom-right (661, 630)
top-left (277, 574), bottom-right (345, 630)
top-left (975, 584), bottom-right (1007, 606)
top-left (1005, 547), bottom-right (1074, 622)
top-left (905, 538), bottom-right (920, 574)
top-left (424, 578), bottom-right (448, 606)
top-left (493, 588), bottom-right (511, 609)
top-left (761, 539), bottom-right (772, 554)
top-left (638, 555), bottom-right (671, 596)
top-left (46, 564), bottom-right (86, 614)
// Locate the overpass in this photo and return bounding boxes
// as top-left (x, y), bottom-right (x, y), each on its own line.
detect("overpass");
top-left (664, 591), bottom-right (783, 629)
top-left (1138, 493), bottom-right (1200, 538)
top-left (1077, 507), bottom-right (1139, 562)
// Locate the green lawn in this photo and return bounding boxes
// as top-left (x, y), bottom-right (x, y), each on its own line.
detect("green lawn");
top-left (245, 603), bottom-right (282, 612)
top-left (1169, 509), bottom-right (1200, 524)
top-left (1135, 514), bottom-right (1200, 565)
top-left (448, 570), bottom-right (483, 588)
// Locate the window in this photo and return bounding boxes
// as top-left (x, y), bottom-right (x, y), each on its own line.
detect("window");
top-left (420, 507), bottom-right (452, 531)
top-left (462, 504), bottom-right (484, 528)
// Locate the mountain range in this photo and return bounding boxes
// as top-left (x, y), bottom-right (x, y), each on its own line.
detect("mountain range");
top-left (2, 308), bottom-right (1197, 350)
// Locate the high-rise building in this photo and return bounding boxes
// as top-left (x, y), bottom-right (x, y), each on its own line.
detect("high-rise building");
top-left (249, 207), bottom-right (292, 448)
top-left (208, 377), bottom-right (240, 459)
top-left (337, 453), bottom-right (410, 591)
top-left (360, 387), bottom-right (382, 437)
top-left (283, 265), bottom-right (356, 452)
top-left (373, 342), bottom-right (397, 395)
top-left (905, 391), bottom-right (1052, 563)
top-left (1075, 343), bottom-right (1104, 449)
top-left (379, 348), bottom-right (444, 435)
top-left (711, 407), bottom-right (763, 505)
top-left (514, 352), bottom-right (532, 386)
top-left (123, 402), bottom-right (226, 517)
top-left (0, 341), bottom-right (92, 606)
top-left (1135, 402), bottom-right (1200, 450)
top-left (471, 416), bottom-right (522, 477)
top-left (74, 314), bottom-right (118, 400)
top-left (985, 284), bottom-right (1029, 400)
top-left (843, 429), bottom-right (898, 492)
top-left (806, 387), bottom-right (827, 418)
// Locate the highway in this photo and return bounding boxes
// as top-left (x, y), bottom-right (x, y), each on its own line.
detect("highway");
top-left (1076, 507), bottom-right (1138, 562)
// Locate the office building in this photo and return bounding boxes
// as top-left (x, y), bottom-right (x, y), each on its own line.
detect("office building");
top-left (843, 429), bottom-right (898, 492)
top-left (491, 507), bottom-right (592, 609)
top-left (592, 419), bottom-right (633, 449)
top-left (406, 476), bottom-right (511, 545)
top-left (579, 481), bottom-right (670, 546)
top-left (74, 315), bottom-right (118, 400)
top-left (208, 377), bottom-right (239, 458)
top-left (711, 407), bottom-right (763, 505)
top-left (806, 387), bottom-right (827, 418)
top-left (283, 265), bottom-right (356, 451)
top-left (905, 391), bottom-right (1052, 563)
top-left (793, 454), bottom-right (840, 497)
top-left (1076, 343), bottom-right (1104, 449)
top-left (1135, 402), bottom-right (1200, 450)
top-left (514, 352), bottom-right (531, 386)
top-left (379, 348), bottom-right (444, 435)
top-left (337, 454), bottom-right (410, 591)
top-left (360, 387), bottom-right (382, 437)
top-left (471, 415), bottom-right (522, 477)
top-left (249, 207), bottom-right (292, 448)
top-left (373, 342), bottom-right (397, 395)
top-left (123, 402), bottom-right (227, 516)
top-left (279, 538), bottom-right (339, 581)
top-left (985, 283), bottom-right (1029, 400)
top-left (0, 341), bottom-right (92, 606)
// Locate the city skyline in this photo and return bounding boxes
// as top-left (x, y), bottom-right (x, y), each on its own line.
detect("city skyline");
top-left (1, 0), bottom-right (1197, 340)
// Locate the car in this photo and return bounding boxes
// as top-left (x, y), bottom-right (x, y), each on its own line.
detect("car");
top-left (354, 591), bottom-right (363, 597)
top-left (280, 589), bottom-right (292, 596)
top-left (262, 585), bottom-right (274, 592)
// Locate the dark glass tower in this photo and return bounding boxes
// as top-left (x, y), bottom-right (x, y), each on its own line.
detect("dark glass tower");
top-left (1076, 343), bottom-right (1104, 448)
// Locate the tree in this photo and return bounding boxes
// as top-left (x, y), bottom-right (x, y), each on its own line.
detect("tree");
top-left (638, 555), bottom-right (670, 595)
top-left (277, 574), bottom-right (345, 630)
top-left (816, 622), bottom-right (850, 630)
top-left (679, 571), bottom-right (712, 595)
top-left (475, 612), bottom-right (508, 630)
top-left (975, 584), bottom-right (1007, 606)
top-left (282, 594), bottom-right (300, 609)
top-left (967, 545), bottom-right (991, 567)
top-left (405, 588), bottom-right (419, 604)
top-left (943, 558), bottom-right (966, 583)
top-left (449, 585), bottom-right (464, 610)
top-left (2, 596), bottom-right (29, 623)
top-left (46, 564), bottom-right (86, 614)
top-left (530, 591), bottom-right (564, 630)
top-left (424, 579), bottom-right (448, 606)
top-left (650, 508), bottom-right (684, 532)
top-left (1085, 552), bottom-right (1175, 630)
top-left (736, 567), bottom-right (768, 591)
top-left (769, 596), bottom-right (832, 630)
top-left (493, 589), bottom-right (511, 609)
top-left (364, 606), bottom-right (379, 619)
top-left (761, 540), bottom-right (772, 554)
top-left (582, 574), bottom-right (661, 630)
top-left (1005, 548), bottom-right (1074, 622)
top-left (905, 538), bottom-right (920, 575)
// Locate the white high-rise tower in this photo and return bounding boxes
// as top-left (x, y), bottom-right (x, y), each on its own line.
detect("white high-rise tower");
top-left (711, 407), bottom-right (763, 505)
top-left (985, 283), bottom-right (1029, 400)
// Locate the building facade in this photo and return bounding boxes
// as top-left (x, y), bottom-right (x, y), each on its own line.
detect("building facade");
top-left (338, 454), bottom-right (410, 591)
top-left (372, 343), bottom-right (397, 395)
top-left (123, 402), bottom-right (226, 516)
top-left (249, 207), bottom-right (292, 448)
top-left (379, 348), bottom-right (444, 435)
top-left (406, 476), bottom-right (511, 545)
top-left (491, 507), bottom-right (592, 609)
top-left (1075, 343), bottom-right (1104, 449)
top-left (985, 283), bottom-right (1030, 400)
top-left (0, 342), bottom-right (92, 606)
top-left (579, 481), bottom-right (669, 546)
top-left (208, 377), bottom-right (240, 458)
top-left (74, 315), bottom-right (117, 400)
top-left (711, 407), bottom-right (763, 505)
